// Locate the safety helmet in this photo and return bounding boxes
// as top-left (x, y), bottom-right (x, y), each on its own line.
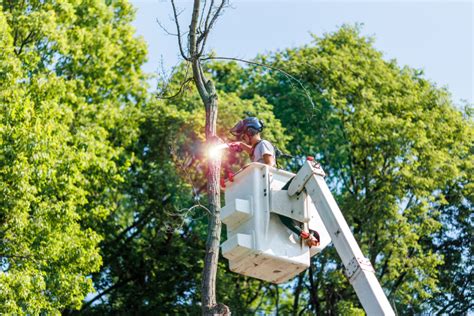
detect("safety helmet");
top-left (230, 117), bottom-right (264, 137)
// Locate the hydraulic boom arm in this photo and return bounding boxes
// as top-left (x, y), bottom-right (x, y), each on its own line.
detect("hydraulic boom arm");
top-left (288, 159), bottom-right (395, 315)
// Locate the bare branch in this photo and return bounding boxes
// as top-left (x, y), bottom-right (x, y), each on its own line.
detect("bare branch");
top-left (204, 1), bottom-right (227, 37)
top-left (379, 249), bottom-right (393, 279)
top-left (170, 0), bottom-right (190, 60)
top-left (337, 160), bottom-right (354, 195)
top-left (203, 0), bottom-right (215, 32)
top-left (164, 203), bottom-right (212, 231)
top-left (186, 1), bottom-right (212, 101)
top-left (203, 56), bottom-right (317, 109)
top-left (402, 192), bottom-right (416, 214)
top-left (156, 60), bottom-right (193, 100)
top-left (14, 30), bottom-right (37, 56)
top-left (156, 17), bottom-right (178, 36)
top-left (156, 77), bottom-right (193, 100)
top-left (158, 203), bottom-right (212, 236)
top-left (188, 0), bottom-right (201, 57)
top-left (387, 271), bottom-right (408, 298)
top-left (198, 0), bottom-right (208, 34)
top-left (198, 0), bottom-right (227, 55)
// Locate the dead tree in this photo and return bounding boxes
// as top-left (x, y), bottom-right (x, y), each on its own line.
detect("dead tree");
top-left (170, 0), bottom-right (230, 314)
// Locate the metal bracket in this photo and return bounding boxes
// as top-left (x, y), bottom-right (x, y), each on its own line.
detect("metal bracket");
top-left (345, 257), bottom-right (375, 280)
top-left (270, 190), bottom-right (308, 223)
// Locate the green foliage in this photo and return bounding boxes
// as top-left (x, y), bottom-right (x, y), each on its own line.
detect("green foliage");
top-left (83, 95), bottom-right (206, 314)
top-left (84, 63), bottom-right (290, 313)
top-left (85, 25), bottom-right (471, 315)
top-left (240, 25), bottom-right (472, 314)
top-left (425, 108), bottom-right (473, 314)
top-left (337, 301), bottom-right (365, 316)
top-left (2, 4), bottom-right (471, 314)
top-left (0, 0), bottom-right (146, 313)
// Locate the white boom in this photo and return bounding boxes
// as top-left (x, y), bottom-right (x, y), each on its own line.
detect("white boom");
top-left (221, 160), bottom-right (395, 315)
top-left (288, 159), bottom-right (395, 315)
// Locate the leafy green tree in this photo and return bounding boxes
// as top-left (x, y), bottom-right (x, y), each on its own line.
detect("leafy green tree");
top-left (87, 25), bottom-right (471, 315)
top-left (75, 22), bottom-right (471, 315)
top-left (427, 110), bottom-right (473, 314)
top-left (232, 25), bottom-right (472, 314)
top-left (0, 0), bottom-right (146, 313)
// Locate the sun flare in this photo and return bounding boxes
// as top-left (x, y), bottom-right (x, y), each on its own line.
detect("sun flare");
top-left (207, 143), bottom-right (229, 159)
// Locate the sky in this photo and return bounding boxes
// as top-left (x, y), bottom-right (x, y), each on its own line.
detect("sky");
top-left (130, 0), bottom-right (473, 105)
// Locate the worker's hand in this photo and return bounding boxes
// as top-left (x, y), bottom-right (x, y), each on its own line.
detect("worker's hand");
top-left (306, 235), bottom-right (320, 248)
top-left (228, 142), bottom-right (243, 152)
top-left (300, 231), bottom-right (320, 248)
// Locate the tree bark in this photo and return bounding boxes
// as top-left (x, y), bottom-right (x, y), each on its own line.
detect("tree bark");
top-left (170, 0), bottom-right (229, 313)
top-left (202, 97), bottom-right (224, 314)
top-left (191, 57), bottom-right (227, 316)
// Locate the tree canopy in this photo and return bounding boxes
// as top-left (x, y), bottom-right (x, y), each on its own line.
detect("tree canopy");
top-left (0, 1), bottom-right (472, 315)
top-left (0, 0), bottom-right (146, 314)
top-left (238, 26), bottom-right (472, 314)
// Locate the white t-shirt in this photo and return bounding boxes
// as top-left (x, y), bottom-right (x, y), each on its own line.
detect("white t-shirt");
top-left (251, 140), bottom-right (275, 167)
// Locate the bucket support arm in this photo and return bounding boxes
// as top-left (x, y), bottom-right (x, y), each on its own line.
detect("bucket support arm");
top-left (288, 160), bottom-right (395, 316)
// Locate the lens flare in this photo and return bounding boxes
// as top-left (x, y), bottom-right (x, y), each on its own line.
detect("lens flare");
top-left (207, 143), bottom-right (229, 159)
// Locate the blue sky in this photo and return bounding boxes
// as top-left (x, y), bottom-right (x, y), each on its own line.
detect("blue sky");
top-left (130, 0), bottom-right (473, 105)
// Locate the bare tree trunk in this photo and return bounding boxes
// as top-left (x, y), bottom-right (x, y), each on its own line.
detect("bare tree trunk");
top-left (195, 62), bottom-right (227, 314)
top-left (191, 41), bottom-right (229, 316)
top-left (170, 1), bottom-right (229, 313)
top-left (202, 151), bottom-right (224, 314)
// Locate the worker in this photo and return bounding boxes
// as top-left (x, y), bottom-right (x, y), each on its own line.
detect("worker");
top-left (228, 117), bottom-right (320, 248)
top-left (228, 117), bottom-right (276, 167)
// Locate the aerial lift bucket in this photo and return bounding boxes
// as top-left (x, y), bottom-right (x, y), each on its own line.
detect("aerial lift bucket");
top-left (221, 161), bottom-right (395, 315)
top-left (220, 163), bottom-right (330, 284)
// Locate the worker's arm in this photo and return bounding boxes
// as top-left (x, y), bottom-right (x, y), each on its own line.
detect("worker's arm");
top-left (262, 154), bottom-right (275, 166)
top-left (229, 142), bottom-right (252, 154)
